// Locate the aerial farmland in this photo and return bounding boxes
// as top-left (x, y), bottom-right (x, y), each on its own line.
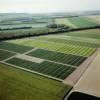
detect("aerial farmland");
top-left (0, 12), bottom-right (100, 100)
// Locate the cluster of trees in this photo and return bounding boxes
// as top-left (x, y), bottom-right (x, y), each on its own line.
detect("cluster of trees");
top-left (0, 27), bottom-right (59, 40)
top-left (46, 24), bottom-right (71, 31)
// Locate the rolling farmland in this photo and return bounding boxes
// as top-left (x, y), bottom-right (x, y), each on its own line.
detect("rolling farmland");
top-left (0, 13), bottom-right (100, 100)
top-left (54, 17), bottom-right (99, 28)
top-left (0, 15), bottom-right (100, 40)
top-left (4, 28), bottom-right (99, 83)
top-left (1, 28), bottom-right (98, 82)
top-left (67, 17), bottom-right (99, 28)
top-left (55, 18), bottom-right (77, 28)
top-left (63, 31), bottom-right (100, 39)
top-left (0, 28), bottom-right (99, 82)
top-left (86, 15), bottom-right (100, 24)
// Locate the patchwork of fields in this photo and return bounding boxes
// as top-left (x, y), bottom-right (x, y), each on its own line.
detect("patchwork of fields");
top-left (55, 17), bottom-right (99, 28)
top-left (86, 15), bottom-right (100, 24)
top-left (0, 16), bottom-right (100, 40)
top-left (0, 29), bottom-right (99, 81)
top-left (0, 15), bottom-right (100, 100)
top-left (55, 18), bottom-right (77, 28)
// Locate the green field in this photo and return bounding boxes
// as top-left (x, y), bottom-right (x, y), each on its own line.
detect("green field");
top-left (55, 18), bottom-right (77, 28)
top-left (9, 39), bottom-right (95, 57)
top-left (6, 58), bottom-right (75, 80)
top-left (0, 13), bottom-right (100, 100)
top-left (28, 49), bottom-right (87, 66)
top-left (68, 17), bottom-right (99, 28)
top-left (0, 63), bottom-right (71, 100)
top-left (54, 17), bottom-right (99, 28)
top-left (64, 31), bottom-right (100, 40)
top-left (35, 36), bottom-right (100, 48)
top-left (0, 42), bottom-right (33, 53)
top-left (0, 49), bottom-right (15, 61)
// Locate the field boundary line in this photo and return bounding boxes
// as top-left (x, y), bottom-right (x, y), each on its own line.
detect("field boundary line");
top-left (0, 49), bottom-right (18, 54)
top-left (45, 59), bottom-right (76, 68)
top-left (23, 48), bottom-right (38, 55)
top-left (26, 51), bottom-right (77, 68)
top-left (2, 54), bottom-right (18, 62)
top-left (1, 49), bottom-right (76, 68)
top-left (0, 61), bottom-right (63, 82)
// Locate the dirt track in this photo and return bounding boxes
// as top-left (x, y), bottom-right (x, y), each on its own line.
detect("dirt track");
top-left (16, 54), bottom-right (45, 64)
top-left (63, 49), bottom-right (98, 86)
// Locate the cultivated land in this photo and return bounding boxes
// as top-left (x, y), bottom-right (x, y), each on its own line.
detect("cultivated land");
top-left (54, 17), bottom-right (99, 28)
top-left (4, 28), bottom-right (99, 82)
top-left (0, 13), bottom-right (100, 100)
top-left (0, 29), bottom-right (99, 83)
top-left (63, 31), bottom-right (100, 40)
top-left (67, 17), bottom-right (99, 28)
top-left (0, 63), bottom-right (71, 100)
top-left (9, 39), bottom-right (95, 57)
top-left (86, 15), bottom-right (100, 24)
top-left (0, 42), bottom-right (33, 53)
top-left (27, 49), bottom-right (87, 66)
top-left (0, 15), bottom-right (100, 40)
top-left (54, 18), bottom-right (77, 28)
top-left (0, 49), bottom-right (15, 61)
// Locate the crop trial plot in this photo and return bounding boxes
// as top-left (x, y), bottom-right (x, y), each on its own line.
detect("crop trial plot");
top-left (6, 57), bottom-right (75, 80)
top-left (0, 42), bottom-right (33, 53)
top-left (9, 39), bottom-right (96, 57)
top-left (0, 49), bottom-right (15, 61)
top-left (35, 36), bottom-right (100, 48)
top-left (27, 49), bottom-right (87, 66)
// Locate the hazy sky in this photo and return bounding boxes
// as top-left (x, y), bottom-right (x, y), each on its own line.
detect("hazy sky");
top-left (0, 0), bottom-right (100, 13)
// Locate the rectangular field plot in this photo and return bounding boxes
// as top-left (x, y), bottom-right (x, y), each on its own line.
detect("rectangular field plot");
top-left (9, 39), bottom-right (96, 57)
top-left (28, 49), bottom-right (87, 66)
top-left (68, 17), bottom-right (99, 28)
top-left (64, 31), bottom-right (100, 40)
top-left (0, 49), bottom-right (15, 61)
top-left (55, 18), bottom-right (77, 28)
top-left (86, 15), bottom-right (100, 24)
top-left (6, 58), bottom-right (75, 80)
top-left (51, 35), bottom-right (100, 45)
top-left (0, 42), bottom-right (33, 53)
top-left (36, 37), bottom-right (100, 48)
top-left (0, 63), bottom-right (71, 100)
